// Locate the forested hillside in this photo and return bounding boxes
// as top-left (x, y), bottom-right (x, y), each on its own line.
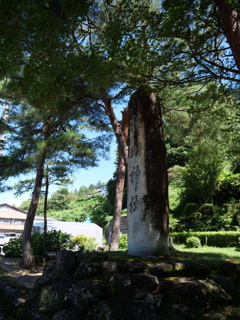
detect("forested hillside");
top-left (19, 178), bottom-right (127, 232)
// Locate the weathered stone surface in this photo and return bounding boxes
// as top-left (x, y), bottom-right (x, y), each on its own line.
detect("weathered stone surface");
top-left (164, 304), bottom-right (197, 320)
top-left (150, 261), bottom-right (211, 279)
top-left (110, 273), bottom-right (159, 299)
top-left (13, 252), bottom-right (240, 320)
top-left (102, 261), bottom-right (119, 280)
top-left (184, 262), bottom-right (211, 277)
top-left (213, 276), bottom-right (240, 299)
top-left (74, 262), bottom-right (101, 280)
top-left (159, 278), bottom-right (232, 309)
top-left (84, 299), bottom-right (159, 320)
top-left (121, 261), bottom-right (149, 273)
top-left (33, 277), bottom-right (76, 313)
top-left (56, 250), bottom-right (77, 274)
top-left (145, 293), bottom-right (162, 309)
top-left (42, 259), bottom-right (57, 277)
top-left (150, 262), bottom-right (178, 278)
top-left (69, 280), bottom-right (109, 311)
top-left (75, 251), bottom-right (108, 263)
top-left (219, 261), bottom-right (239, 276)
top-left (52, 309), bottom-right (78, 320)
top-left (127, 87), bottom-right (169, 257)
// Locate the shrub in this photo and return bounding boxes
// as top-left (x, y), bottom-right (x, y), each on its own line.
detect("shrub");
top-left (32, 230), bottom-right (71, 255)
top-left (172, 231), bottom-right (240, 247)
top-left (3, 230), bottom-right (72, 257)
top-left (3, 236), bottom-right (22, 257)
top-left (183, 203), bottom-right (199, 217)
top-left (68, 234), bottom-right (97, 252)
top-left (186, 236), bottom-right (201, 248)
top-left (185, 212), bottom-right (203, 230)
top-left (119, 234), bottom-right (128, 250)
top-left (199, 204), bottom-right (214, 217)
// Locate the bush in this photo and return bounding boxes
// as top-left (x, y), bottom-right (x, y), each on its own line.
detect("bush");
top-left (3, 230), bottom-right (72, 257)
top-left (186, 236), bottom-right (201, 248)
top-left (183, 203), bottom-right (199, 217)
top-left (32, 230), bottom-right (71, 255)
top-left (3, 236), bottom-right (22, 257)
top-left (199, 204), bottom-right (214, 216)
top-left (119, 234), bottom-right (128, 250)
top-left (172, 231), bottom-right (240, 247)
top-left (68, 234), bottom-right (97, 252)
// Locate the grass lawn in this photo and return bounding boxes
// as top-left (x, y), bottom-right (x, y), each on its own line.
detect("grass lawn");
top-left (174, 244), bottom-right (240, 264)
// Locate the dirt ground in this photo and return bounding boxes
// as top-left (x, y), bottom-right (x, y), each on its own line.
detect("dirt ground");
top-left (0, 256), bottom-right (44, 289)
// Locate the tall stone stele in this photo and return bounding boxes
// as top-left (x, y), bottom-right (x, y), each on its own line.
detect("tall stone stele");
top-left (127, 86), bottom-right (169, 257)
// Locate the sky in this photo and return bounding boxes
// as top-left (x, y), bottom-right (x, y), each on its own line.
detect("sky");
top-left (0, 140), bottom-right (118, 207)
top-left (0, 106), bottom-right (120, 207)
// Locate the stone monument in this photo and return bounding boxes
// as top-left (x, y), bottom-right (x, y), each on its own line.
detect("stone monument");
top-left (127, 86), bottom-right (169, 257)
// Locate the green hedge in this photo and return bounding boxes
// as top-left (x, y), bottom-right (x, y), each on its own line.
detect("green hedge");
top-left (172, 231), bottom-right (240, 247)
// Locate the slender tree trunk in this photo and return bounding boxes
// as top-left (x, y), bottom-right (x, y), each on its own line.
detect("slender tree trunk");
top-left (21, 157), bottom-right (45, 269)
top-left (216, 0), bottom-right (240, 72)
top-left (106, 105), bottom-right (129, 251)
top-left (43, 171), bottom-right (49, 255)
top-left (109, 147), bottom-right (126, 251)
top-left (127, 86), bottom-right (169, 257)
top-left (102, 98), bottom-right (128, 167)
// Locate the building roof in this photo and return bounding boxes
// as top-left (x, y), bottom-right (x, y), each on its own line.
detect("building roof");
top-left (35, 216), bottom-right (58, 221)
top-left (0, 204), bottom-right (27, 219)
top-left (0, 203), bottom-right (27, 214)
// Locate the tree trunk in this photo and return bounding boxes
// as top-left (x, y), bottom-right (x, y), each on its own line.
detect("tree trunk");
top-left (43, 171), bottom-right (49, 255)
top-left (102, 98), bottom-right (128, 167)
top-left (21, 157), bottom-right (45, 269)
top-left (108, 106), bottom-right (129, 251)
top-left (127, 86), bottom-right (169, 257)
top-left (216, 0), bottom-right (240, 72)
top-left (109, 146), bottom-right (126, 251)
top-left (102, 98), bottom-right (129, 251)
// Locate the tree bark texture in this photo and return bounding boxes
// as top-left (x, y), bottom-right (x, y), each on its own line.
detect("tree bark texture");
top-left (43, 172), bottom-right (49, 255)
top-left (103, 98), bottom-right (129, 167)
top-left (216, 0), bottom-right (240, 72)
top-left (127, 86), bottom-right (169, 257)
top-left (109, 107), bottom-right (129, 251)
top-left (21, 157), bottom-right (45, 269)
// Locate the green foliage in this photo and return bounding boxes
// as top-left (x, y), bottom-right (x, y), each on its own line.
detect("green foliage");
top-left (19, 183), bottom-right (113, 227)
top-left (186, 236), bottom-right (201, 248)
top-left (213, 173), bottom-right (240, 206)
top-left (182, 144), bottom-right (223, 204)
top-left (172, 231), bottom-right (240, 248)
top-left (183, 203), bottom-right (199, 217)
top-left (68, 234), bottom-right (97, 252)
top-left (87, 195), bottom-right (113, 231)
top-left (3, 237), bottom-right (22, 257)
top-left (185, 212), bottom-right (203, 230)
top-left (119, 234), bottom-right (128, 250)
top-left (32, 230), bottom-right (71, 255)
top-left (166, 145), bottom-right (189, 168)
top-left (169, 214), bottom-right (180, 232)
top-left (3, 230), bottom-right (71, 257)
top-left (173, 200), bottom-right (239, 232)
top-left (199, 204), bottom-right (214, 216)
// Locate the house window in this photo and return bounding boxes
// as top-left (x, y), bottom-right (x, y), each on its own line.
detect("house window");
top-left (3, 219), bottom-right (11, 224)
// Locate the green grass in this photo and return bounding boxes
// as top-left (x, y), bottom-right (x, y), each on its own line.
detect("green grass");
top-left (174, 244), bottom-right (240, 263)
